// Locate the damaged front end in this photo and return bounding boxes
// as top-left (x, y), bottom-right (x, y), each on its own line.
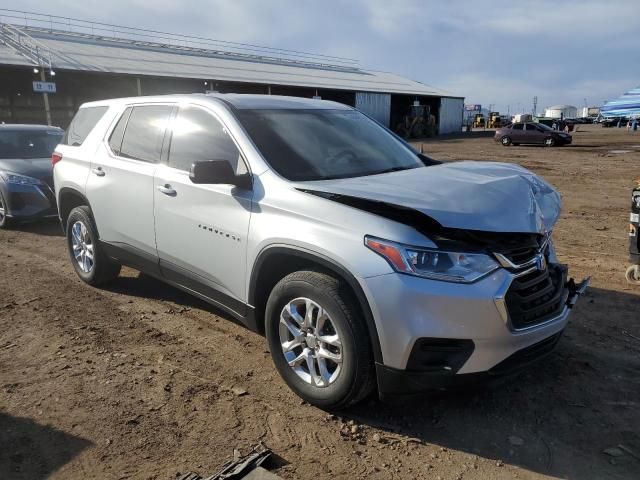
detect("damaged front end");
top-left (299, 187), bottom-right (589, 332)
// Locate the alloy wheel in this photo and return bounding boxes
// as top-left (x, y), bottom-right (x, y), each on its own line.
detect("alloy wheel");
top-left (279, 297), bottom-right (343, 387)
top-left (71, 220), bottom-right (94, 273)
top-left (0, 195), bottom-right (5, 224)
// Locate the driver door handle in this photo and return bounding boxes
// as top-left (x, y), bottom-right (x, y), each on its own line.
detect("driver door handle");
top-left (157, 184), bottom-right (177, 197)
top-left (91, 167), bottom-right (105, 177)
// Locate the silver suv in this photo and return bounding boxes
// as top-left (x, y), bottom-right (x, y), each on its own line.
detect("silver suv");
top-left (53, 94), bottom-right (589, 408)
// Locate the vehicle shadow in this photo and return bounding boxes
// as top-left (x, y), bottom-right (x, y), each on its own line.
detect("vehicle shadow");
top-left (12, 219), bottom-right (63, 237)
top-left (0, 412), bottom-right (92, 479)
top-left (340, 286), bottom-right (640, 480)
top-left (103, 271), bottom-right (251, 329)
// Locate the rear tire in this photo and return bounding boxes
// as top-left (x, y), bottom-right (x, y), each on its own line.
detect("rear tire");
top-left (66, 206), bottom-right (121, 286)
top-left (501, 136), bottom-right (512, 146)
top-left (265, 270), bottom-right (376, 409)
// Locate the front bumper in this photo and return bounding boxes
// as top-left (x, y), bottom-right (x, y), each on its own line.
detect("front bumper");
top-left (2, 182), bottom-right (57, 221)
top-left (363, 266), bottom-right (589, 397)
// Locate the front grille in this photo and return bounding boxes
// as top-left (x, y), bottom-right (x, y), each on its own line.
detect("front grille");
top-left (500, 245), bottom-right (539, 265)
top-left (497, 234), bottom-right (547, 266)
top-left (505, 263), bottom-right (568, 329)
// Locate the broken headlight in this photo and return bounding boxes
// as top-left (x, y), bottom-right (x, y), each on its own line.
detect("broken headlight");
top-left (365, 236), bottom-right (499, 283)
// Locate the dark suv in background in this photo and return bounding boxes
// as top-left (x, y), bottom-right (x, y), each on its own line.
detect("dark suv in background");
top-left (0, 124), bottom-right (64, 228)
top-left (495, 122), bottom-right (572, 147)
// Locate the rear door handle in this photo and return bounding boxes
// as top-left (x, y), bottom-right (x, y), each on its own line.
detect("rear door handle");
top-left (91, 167), bottom-right (105, 177)
top-left (157, 184), bottom-right (177, 196)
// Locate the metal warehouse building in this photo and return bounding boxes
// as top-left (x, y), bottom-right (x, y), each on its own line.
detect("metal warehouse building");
top-left (0, 11), bottom-right (464, 134)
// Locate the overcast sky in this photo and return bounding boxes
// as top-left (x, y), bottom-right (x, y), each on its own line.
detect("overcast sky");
top-left (5, 0), bottom-right (639, 113)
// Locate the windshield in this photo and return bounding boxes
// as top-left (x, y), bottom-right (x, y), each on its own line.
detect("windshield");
top-left (237, 109), bottom-right (424, 181)
top-left (0, 130), bottom-right (63, 159)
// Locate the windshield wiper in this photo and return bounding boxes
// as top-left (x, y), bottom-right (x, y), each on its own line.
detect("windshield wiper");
top-left (363, 165), bottom-right (417, 176)
top-left (310, 166), bottom-right (419, 181)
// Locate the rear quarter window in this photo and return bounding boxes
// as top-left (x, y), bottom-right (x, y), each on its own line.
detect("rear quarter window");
top-left (108, 107), bottom-right (132, 156)
top-left (62, 106), bottom-right (108, 146)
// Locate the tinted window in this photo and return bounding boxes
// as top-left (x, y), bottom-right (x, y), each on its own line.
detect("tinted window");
top-left (525, 124), bottom-right (538, 131)
top-left (236, 109), bottom-right (423, 181)
top-left (62, 106), bottom-right (108, 146)
top-left (0, 130), bottom-right (63, 159)
top-left (512, 124), bottom-right (524, 130)
top-left (169, 105), bottom-right (245, 173)
top-left (108, 107), bottom-right (132, 156)
top-left (120, 105), bottom-right (173, 163)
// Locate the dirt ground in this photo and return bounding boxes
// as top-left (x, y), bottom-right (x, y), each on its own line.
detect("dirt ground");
top-left (1, 124), bottom-right (640, 480)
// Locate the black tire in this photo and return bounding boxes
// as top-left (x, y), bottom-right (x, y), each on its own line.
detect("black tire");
top-left (0, 190), bottom-right (13, 229)
top-left (66, 206), bottom-right (121, 286)
top-left (265, 270), bottom-right (376, 409)
top-left (501, 136), bottom-right (512, 146)
top-left (544, 137), bottom-right (556, 147)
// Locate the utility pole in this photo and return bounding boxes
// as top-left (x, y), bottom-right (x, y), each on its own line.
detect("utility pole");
top-left (39, 69), bottom-right (52, 126)
top-left (533, 96), bottom-right (538, 116)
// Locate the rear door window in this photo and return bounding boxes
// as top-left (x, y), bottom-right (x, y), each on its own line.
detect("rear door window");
top-left (525, 124), bottom-right (538, 131)
top-left (62, 106), bottom-right (108, 146)
top-left (120, 105), bottom-right (173, 163)
top-left (512, 124), bottom-right (524, 130)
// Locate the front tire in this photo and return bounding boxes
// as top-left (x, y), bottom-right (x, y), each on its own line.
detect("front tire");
top-left (66, 206), bottom-right (121, 286)
top-left (545, 137), bottom-right (556, 147)
top-left (265, 270), bottom-right (375, 409)
top-left (501, 136), bottom-right (512, 146)
top-left (0, 190), bottom-right (13, 229)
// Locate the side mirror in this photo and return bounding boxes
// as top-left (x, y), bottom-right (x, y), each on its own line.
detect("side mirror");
top-left (189, 160), bottom-right (252, 189)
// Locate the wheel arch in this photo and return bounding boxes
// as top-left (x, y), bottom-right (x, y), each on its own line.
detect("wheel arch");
top-left (58, 188), bottom-right (94, 232)
top-left (248, 245), bottom-right (383, 364)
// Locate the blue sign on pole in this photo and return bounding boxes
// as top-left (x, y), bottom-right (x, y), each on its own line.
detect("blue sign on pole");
top-left (33, 81), bottom-right (57, 93)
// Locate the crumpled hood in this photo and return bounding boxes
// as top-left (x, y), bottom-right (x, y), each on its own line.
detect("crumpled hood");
top-left (297, 161), bottom-right (561, 234)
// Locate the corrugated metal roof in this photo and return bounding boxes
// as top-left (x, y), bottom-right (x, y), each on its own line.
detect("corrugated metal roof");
top-left (0, 26), bottom-right (460, 98)
top-left (0, 42), bottom-right (30, 66)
